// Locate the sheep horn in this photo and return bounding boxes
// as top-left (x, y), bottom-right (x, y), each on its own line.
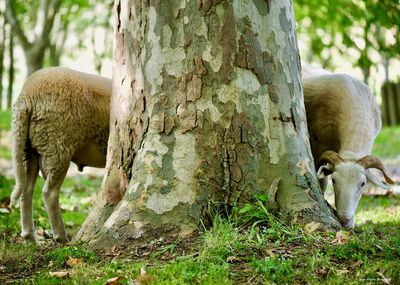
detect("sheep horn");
top-left (356, 155), bottom-right (395, 184)
top-left (318, 150), bottom-right (344, 168)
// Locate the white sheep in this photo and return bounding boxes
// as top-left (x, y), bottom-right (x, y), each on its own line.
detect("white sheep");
top-left (11, 67), bottom-right (111, 243)
top-left (302, 70), bottom-right (394, 228)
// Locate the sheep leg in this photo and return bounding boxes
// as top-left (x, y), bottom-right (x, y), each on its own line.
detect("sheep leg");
top-left (20, 153), bottom-right (39, 242)
top-left (42, 165), bottom-right (69, 243)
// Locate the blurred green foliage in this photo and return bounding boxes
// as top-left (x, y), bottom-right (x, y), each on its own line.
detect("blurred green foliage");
top-left (373, 126), bottom-right (400, 158)
top-left (294, 0), bottom-right (400, 82)
top-left (0, 109), bottom-right (11, 131)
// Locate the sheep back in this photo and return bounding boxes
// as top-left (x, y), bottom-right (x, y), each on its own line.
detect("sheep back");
top-left (303, 74), bottom-right (381, 163)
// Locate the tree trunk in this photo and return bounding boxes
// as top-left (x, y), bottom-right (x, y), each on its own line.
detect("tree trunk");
top-left (6, 25), bottom-right (14, 109)
top-left (0, 15), bottom-right (5, 109)
top-left (26, 46), bottom-right (46, 76)
top-left (5, 0), bottom-right (62, 76)
top-left (49, 44), bottom-right (60, 66)
top-left (76, 0), bottom-right (339, 248)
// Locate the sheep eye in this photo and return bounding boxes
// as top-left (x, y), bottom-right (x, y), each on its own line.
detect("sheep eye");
top-left (360, 181), bottom-right (366, 188)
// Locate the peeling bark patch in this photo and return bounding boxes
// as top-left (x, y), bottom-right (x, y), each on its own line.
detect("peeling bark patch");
top-left (164, 115), bottom-right (175, 135)
top-left (252, 0), bottom-right (268, 16)
top-left (274, 111), bottom-right (295, 128)
top-left (177, 103), bottom-right (197, 133)
top-left (145, 6), bottom-right (164, 95)
top-left (236, 28), bottom-right (275, 85)
top-left (187, 75), bottom-right (203, 102)
top-left (219, 3), bottom-right (236, 84)
top-left (268, 84), bottom-right (279, 104)
top-left (194, 56), bottom-right (207, 75)
top-left (116, 0), bottom-right (122, 32)
top-left (197, 0), bottom-right (224, 13)
top-left (104, 200), bottom-right (132, 229)
top-left (266, 0), bottom-right (272, 13)
top-left (279, 7), bottom-right (292, 32)
top-left (146, 133), bottom-right (199, 214)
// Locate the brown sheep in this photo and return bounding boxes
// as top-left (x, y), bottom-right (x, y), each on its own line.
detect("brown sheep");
top-left (11, 67), bottom-right (111, 243)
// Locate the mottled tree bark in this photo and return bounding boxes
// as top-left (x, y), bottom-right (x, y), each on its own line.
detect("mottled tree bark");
top-left (77, 0), bottom-right (339, 248)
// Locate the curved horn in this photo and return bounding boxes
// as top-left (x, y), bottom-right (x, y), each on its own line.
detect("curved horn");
top-left (356, 155), bottom-right (395, 184)
top-left (318, 151), bottom-right (344, 168)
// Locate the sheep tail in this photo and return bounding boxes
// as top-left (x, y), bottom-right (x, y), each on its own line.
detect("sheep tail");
top-left (11, 97), bottom-right (31, 205)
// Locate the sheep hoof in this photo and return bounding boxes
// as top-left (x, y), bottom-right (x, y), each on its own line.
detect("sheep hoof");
top-left (21, 232), bottom-right (36, 243)
top-left (54, 235), bottom-right (70, 244)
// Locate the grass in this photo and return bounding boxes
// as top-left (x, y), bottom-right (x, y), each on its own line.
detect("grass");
top-left (0, 109), bottom-right (12, 160)
top-left (1, 171), bottom-right (399, 284)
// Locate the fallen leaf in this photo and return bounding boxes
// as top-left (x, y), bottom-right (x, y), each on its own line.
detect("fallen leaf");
top-left (49, 271), bottom-right (70, 278)
top-left (335, 269), bottom-right (349, 275)
top-left (104, 276), bottom-right (126, 285)
top-left (36, 228), bottom-right (45, 236)
top-left (226, 256), bottom-right (240, 263)
top-left (135, 267), bottom-right (156, 285)
top-left (377, 272), bottom-right (391, 285)
top-left (331, 230), bottom-right (351, 245)
top-left (66, 256), bottom-right (84, 267)
top-left (317, 267), bottom-right (328, 277)
top-left (265, 248), bottom-right (276, 256)
top-left (349, 260), bottom-right (363, 268)
top-left (304, 221), bottom-right (321, 233)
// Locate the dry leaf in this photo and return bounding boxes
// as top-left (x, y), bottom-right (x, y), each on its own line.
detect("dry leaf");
top-left (49, 271), bottom-right (70, 278)
top-left (265, 248), bottom-right (276, 256)
top-left (66, 256), bottom-right (84, 267)
top-left (331, 230), bottom-right (351, 245)
top-left (377, 272), bottom-right (391, 285)
top-left (304, 221), bottom-right (321, 233)
top-left (36, 228), bottom-right (45, 236)
top-left (349, 260), bottom-right (363, 268)
top-left (226, 256), bottom-right (240, 263)
top-left (104, 276), bottom-right (126, 285)
top-left (135, 267), bottom-right (156, 285)
top-left (317, 267), bottom-right (328, 277)
top-left (335, 269), bottom-right (349, 275)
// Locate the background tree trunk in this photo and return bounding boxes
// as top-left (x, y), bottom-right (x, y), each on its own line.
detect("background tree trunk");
top-left (5, 0), bottom-right (62, 76)
top-left (77, 0), bottom-right (338, 248)
top-left (0, 13), bottom-right (5, 109)
top-left (6, 25), bottom-right (14, 110)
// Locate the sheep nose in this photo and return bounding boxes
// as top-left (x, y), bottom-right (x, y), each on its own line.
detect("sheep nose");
top-left (339, 216), bottom-right (354, 229)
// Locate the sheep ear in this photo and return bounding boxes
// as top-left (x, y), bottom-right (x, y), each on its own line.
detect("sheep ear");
top-left (317, 165), bottom-right (333, 179)
top-left (366, 169), bottom-right (390, 189)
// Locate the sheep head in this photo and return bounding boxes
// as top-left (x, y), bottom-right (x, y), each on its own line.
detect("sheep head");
top-left (317, 151), bottom-right (394, 229)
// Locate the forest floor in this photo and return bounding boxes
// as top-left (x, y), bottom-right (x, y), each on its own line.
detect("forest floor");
top-left (1, 110), bottom-right (400, 284)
